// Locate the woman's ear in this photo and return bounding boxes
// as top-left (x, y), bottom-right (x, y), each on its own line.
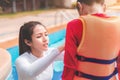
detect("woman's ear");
top-left (24, 39), bottom-right (31, 46)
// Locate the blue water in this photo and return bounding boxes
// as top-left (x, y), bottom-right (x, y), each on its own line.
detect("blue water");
top-left (6, 29), bottom-right (66, 80)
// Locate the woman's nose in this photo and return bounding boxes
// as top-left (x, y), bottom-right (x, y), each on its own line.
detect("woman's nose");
top-left (42, 35), bottom-right (48, 42)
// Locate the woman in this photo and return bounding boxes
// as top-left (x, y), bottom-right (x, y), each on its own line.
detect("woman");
top-left (15, 21), bottom-right (64, 80)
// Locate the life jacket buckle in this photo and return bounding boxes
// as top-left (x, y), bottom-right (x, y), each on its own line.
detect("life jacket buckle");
top-left (81, 56), bottom-right (85, 61)
top-left (75, 71), bottom-right (82, 77)
top-left (76, 55), bottom-right (86, 61)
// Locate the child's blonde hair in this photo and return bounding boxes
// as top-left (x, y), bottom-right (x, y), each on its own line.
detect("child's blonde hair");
top-left (77, 0), bottom-right (104, 5)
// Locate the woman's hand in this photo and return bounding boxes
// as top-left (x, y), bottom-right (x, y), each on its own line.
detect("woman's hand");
top-left (57, 44), bottom-right (65, 53)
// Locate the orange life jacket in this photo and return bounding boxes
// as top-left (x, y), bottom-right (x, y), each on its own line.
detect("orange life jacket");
top-left (73, 15), bottom-right (120, 80)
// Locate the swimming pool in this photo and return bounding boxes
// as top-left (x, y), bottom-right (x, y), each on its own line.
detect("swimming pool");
top-left (6, 29), bottom-right (66, 80)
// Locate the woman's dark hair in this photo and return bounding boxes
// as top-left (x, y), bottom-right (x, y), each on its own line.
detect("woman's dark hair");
top-left (19, 21), bottom-right (46, 55)
top-left (76, 0), bottom-right (104, 11)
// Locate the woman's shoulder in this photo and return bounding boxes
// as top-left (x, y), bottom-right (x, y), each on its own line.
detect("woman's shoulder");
top-left (15, 52), bottom-right (30, 63)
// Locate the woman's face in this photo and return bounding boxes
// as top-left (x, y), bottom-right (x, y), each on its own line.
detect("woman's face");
top-left (30, 24), bottom-right (49, 53)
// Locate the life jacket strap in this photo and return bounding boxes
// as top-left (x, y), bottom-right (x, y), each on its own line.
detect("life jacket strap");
top-left (75, 68), bottom-right (118, 80)
top-left (76, 54), bottom-right (117, 64)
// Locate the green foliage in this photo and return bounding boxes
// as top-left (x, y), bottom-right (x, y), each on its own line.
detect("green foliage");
top-left (0, 0), bottom-right (12, 7)
top-left (71, 2), bottom-right (77, 8)
top-left (0, 8), bottom-right (57, 18)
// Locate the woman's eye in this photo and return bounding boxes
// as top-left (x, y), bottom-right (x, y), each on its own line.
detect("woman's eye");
top-left (36, 35), bottom-right (42, 38)
top-left (45, 33), bottom-right (48, 36)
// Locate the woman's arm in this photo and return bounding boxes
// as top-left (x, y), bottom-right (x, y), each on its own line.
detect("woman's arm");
top-left (15, 48), bottom-right (62, 78)
top-left (55, 50), bottom-right (64, 61)
top-left (55, 44), bottom-right (65, 61)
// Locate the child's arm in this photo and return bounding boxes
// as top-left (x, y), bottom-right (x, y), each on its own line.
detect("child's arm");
top-left (117, 51), bottom-right (120, 80)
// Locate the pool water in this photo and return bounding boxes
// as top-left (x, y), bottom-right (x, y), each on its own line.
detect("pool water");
top-left (6, 29), bottom-right (66, 80)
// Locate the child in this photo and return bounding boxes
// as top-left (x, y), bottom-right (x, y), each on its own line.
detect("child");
top-left (62, 0), bottom-right (120, 80)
